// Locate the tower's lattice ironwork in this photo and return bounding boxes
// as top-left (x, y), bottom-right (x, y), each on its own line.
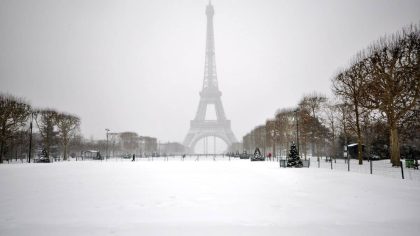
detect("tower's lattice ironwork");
top-left (183, 2), bottom-right (237, 152)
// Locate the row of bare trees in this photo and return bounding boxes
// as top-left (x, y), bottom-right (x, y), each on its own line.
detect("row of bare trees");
top-left (243, 24), bottom-right (419, 166)
top-left (34, 109), bottom-right (80, 161)
top-left (118, 132), bottom-right (158, 156)
top-left (0, 94), bottom-right (30, 163)
top-left (0, 94), bottom-right (80, 163)
top-left (243, 93), bottom-right (332, 161)
top-left (0, 94), bottom-right (162, 163)
top-left (332, 25), bottom-right (419, 166)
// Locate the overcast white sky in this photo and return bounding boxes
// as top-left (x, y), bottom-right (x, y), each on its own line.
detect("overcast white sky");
top-left (1, 0), bottom-right (419, 144)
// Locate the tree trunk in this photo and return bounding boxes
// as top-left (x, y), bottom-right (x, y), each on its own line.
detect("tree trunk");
top-left (278, 143), bottom-right (282, 160)
top-left (272, 141), bottom-right (275, 161)
top-left (389, 124), bottom-right (400, 166)
top-left (63, 143), bottom-right (68, 161)
top-left (354, 103), bottom-right (363, 165)
top-left (0, 123), bottom-right (5, 163)
top-left (46, 128), bottom-right (51, 162)
top-left (311, 136), bottom-right (316, 160)
top-left (0, 140), bottom-right (4, 164)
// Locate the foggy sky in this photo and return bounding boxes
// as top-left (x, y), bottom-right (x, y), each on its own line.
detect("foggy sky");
top-left (1, 0), bottom-right (419, 144)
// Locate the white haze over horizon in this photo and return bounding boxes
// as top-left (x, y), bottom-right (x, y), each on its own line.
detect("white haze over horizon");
top-left (1, 0), bottom-right (420, 144)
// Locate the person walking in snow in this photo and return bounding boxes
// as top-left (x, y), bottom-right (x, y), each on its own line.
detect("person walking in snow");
top-left (132, 153), bottom-right (135, 162)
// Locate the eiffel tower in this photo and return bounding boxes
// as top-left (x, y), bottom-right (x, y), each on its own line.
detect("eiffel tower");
top-left (183, 1), bottom-right (237, 152)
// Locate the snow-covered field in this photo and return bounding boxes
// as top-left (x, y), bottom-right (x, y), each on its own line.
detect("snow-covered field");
top-left (1, 158), bottom-right (420, 236)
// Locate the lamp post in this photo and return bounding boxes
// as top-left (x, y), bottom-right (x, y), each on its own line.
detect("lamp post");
top-left (28, 112), bottom-right (34, 163)
top-left (275, 129), bottom-right (281, 161)
top-left (105, 128), bottom-right (110, 161)
top-left (269, 124), bottom-right (280, 161)
top-left (262, 127), bottom-right (266, 158)
top-left (270, 129), bottom-right (275, 161)
top-left (294, 109), bottom-right (300, 155)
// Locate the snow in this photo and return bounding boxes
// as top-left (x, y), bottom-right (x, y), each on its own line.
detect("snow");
top-left (1, 158), bottom-right (420, 235)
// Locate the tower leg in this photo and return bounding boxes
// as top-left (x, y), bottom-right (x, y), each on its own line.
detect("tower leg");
top-left (205, 137), bottom-right (208, 155)
top-left (214, 136), bottom-right (216, 160)
top-left (214, 136), bottom-right (216, 154)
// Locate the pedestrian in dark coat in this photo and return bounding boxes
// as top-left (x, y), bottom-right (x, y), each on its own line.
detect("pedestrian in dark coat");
top-left (132, 154), bottom-right (135, 162)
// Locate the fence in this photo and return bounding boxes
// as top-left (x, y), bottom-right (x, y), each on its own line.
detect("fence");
top-left (3, 155), bottom-right (419, 182)
top-left (311, 157), bottom-right (420, 181)
top-left (279, 159), bottom-right (310, 168)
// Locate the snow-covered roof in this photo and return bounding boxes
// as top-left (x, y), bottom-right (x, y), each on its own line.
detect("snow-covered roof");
top-left (85, 150), bottom-right (99, 153)
top-left (348, 143), bottom-right (365, 147)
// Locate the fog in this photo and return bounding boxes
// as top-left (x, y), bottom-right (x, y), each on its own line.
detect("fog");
top-left (1, 0), bottom-right (419, 144)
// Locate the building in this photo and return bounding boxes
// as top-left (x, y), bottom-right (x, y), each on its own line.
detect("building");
top-left (159, 142), bottom-right (188, 155)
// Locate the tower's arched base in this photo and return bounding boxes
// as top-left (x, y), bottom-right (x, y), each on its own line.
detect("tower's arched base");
top-left (183, 120), bottom-right (237, 153)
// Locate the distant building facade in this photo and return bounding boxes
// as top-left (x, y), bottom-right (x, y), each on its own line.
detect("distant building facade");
top-left (159, 142), bottom-right (188, 155)
top-left (107, 132), bottom-right (158, 157)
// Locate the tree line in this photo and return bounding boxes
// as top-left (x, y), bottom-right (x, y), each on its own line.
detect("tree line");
top-left (0, 94), bottom-right (162, 163)
top-left (0, 94), bottom-right (80, 163)
top-left (243, 24), bottom-right (419, 166)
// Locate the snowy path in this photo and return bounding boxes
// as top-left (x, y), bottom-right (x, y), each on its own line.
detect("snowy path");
top-left (1, 160), bottom-right (420, 235)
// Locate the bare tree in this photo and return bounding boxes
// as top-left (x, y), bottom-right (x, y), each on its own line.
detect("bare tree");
top-left (253, 125), bottom-right (266, 155)
top-left (336, 103), bottom-right (348, 149)
top-left (242, 132), bottom-right (252, 154)
top-left (295, 107), bottom-right (316, 159)
top-left (398, 100), bottom-right (419, 153)
top-left (332, 59), bottom-right (368, 165)
top-left (323, 99), bottom-right (341, 159)
top-left (361, 25), bottom-right (420, 166)
top-left (34, 109), bottom-right (59, 162)
top-left (265, 119), bottom-right (275, 157)
top-left (275, 108), bottom-right (295, 158)
top-left (299, 92), bottom-right (327, 119)
top-left (0, 94), bottom-right (31, 163)
top-left (299, 93), bottom-right (327, 159)
top-left (56, 113), bottom-right (80, 161)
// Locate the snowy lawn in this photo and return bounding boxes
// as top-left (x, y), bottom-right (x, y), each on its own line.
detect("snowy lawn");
top-left (1, 159), bottom-right (420, 236)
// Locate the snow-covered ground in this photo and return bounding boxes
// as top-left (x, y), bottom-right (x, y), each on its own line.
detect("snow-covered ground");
top-left (1, 158), bottom-right (420, 235)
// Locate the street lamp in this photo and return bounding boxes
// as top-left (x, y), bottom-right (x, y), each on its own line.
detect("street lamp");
top-left (28, 112), bottom-right (34, 163)
top-left (105, 128), bottom-right (110, 161)
top-left (294, 109), bottom-right (300, 155)
top-left (269, 125), bottom-right (280, 161)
